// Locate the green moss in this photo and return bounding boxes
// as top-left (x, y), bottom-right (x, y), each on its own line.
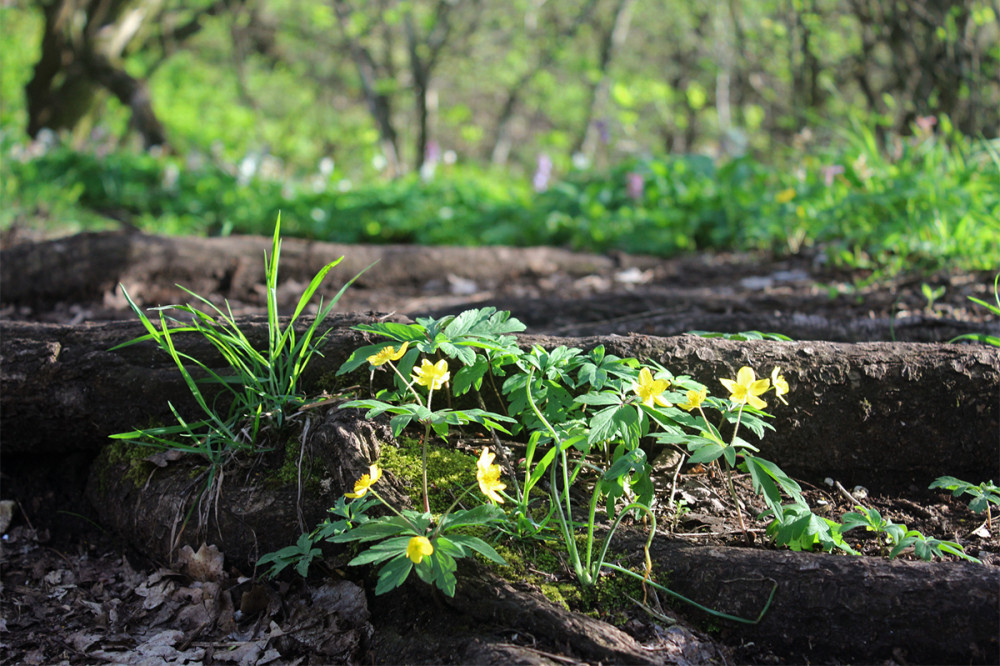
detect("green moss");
top-left (104, 439), bottom-right (156, 489)
top-left (489, 536), bottom-right (650, 618)
top-left (377, 435), bottom-right (477, 512)
top-left (268, 438), bottom-right (323, 490)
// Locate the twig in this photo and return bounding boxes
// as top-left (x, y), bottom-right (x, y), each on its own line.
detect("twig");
top-left (492, 644), bottom-right (586, 665)
top-left (666, 451), bottom-right (686, 532)
top-left (296, 416), bottom-right (311, 533)
top-left (833, 479), bottom-right (861, 505)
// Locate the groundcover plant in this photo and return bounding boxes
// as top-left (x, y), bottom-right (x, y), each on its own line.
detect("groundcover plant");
top-left (109, 220), bottom-right (982, 623)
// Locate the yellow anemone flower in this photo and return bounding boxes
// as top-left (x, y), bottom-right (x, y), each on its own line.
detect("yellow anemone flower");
top-left (367, 341), bottom-right (409, 367)
top-left (633, 367), bottom-right (671, 408)
top-left (720, 367), bottom-right (770, 410)
top-left (476, 448), bottom-right (506, 504)
top-left (406, 536), bottom-right (434, 564)
top-left (678, 387), bottom-right (708, 412)
top-left (412, 358), bottom-right (450, 391)
top-left (345, 465), bottom-right (381, 498)
top-left (776, 188), bottom-right (796, 204)
top-left (771, 367), bottom-right (789, 404)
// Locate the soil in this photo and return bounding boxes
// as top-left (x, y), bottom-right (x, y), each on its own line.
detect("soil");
top-left (1, 230), bottom-right (998, 665)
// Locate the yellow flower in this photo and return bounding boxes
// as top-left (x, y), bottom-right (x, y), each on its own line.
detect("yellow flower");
top-left (476, 447), bottom-right (506, 504)
top-left (345, 464), bottom-right (381, 498)
top-left (367, 341), bottom-right (408, 367)
top-left (412, 358), bottom-right (450, 391)
top-left (678, 387), bottom-right (708, 412)
top-left (633, 367), bottom-right (671, 408)
top-left (406, 536), bottom-right (434, 564)
top-left (776, 188), bottom-right (796, 204)
top-left (720, 367), bottom-right (770, 410)
top-left (771, 367), bottom-right (789, 405)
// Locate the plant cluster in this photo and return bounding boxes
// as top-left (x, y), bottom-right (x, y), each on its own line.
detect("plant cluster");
top-left (6, 118), bottom-right (997, 276)
top-left (268, 300), bottom-right (980, 606)
top-left (108, 221), bottom-right (985, 625)
top-left (109, 218), bottom-right (369, 524)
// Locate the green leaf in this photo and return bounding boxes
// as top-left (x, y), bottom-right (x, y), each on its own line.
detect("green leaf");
top-left (347, 537), bottom-right (415, 566)
top-left (603, 447), bottom-right (648, 482)
top-left (453, 355), bottom-right (489, 395)
top-left (374, 555), bottom-right (414, 595)
top-left (428, 548), bottom-right (458, 597)
top-left (687, 442), bottom-right (724, 464)
top-left (442, 504), bottom-right (507, 529)
top-left (328, 516), bottom-right (415, 544)
top-left (575, 392), bottom-right (623, 406)
top-left (447, 534), bottom-right (508, 565)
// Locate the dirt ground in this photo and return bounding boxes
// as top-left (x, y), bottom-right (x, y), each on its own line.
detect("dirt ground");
top-left (1, 232), bottom-right (998, 664)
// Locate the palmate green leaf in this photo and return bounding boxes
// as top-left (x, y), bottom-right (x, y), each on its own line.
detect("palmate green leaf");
top-left (741, 455), bottom-right (802, 516)
top-left (328, 516), bottom-right (416, 544)
top-left (446, 534), bottom-right (507, 565)
top-left (441, 504), bottom-right (507, 529)
top-left (603, 447), bottom-right (647, 482)
top-left (347, 537), bottom-right (414, 566)
top-left (427, 408), bottom-right (516, 434)
top-left (427, 548), bottom-right (458, 597)
top-left (587, 403), bottom-right (636, 445)
top-left (453, 354), bottom-right (489, 395)
top-left (354, 321), bottom-right (429, 343)
top-left (374, 555), bottom-right (414, 595)
top-left (338, 343), bottom-right (393, 375)
top-left (442, 307), bottom-right (526, 338)
top-left (687, 441), bottom-right (724, 464)
top-left (437, 341), bottom-right (477, 366)
top-left (767, 503), bottom-right (856, 554)
top-left (841, 505), bottom-right (886, 533)
top-left (575, 392), bottom-right (623, 406)
top-left (256, 533), bottom-right (321, 579)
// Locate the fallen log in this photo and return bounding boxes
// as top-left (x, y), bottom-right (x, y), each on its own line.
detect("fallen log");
top-left (2, 318), bottom-right (996, 486)
top-left (624, 530), bottom-right (999, 664)
top-left (0, 231), bottom-right (626, 309)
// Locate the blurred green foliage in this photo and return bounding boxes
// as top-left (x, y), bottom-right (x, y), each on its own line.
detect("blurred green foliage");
top-left (5, 117), bottom-right (996, 275)
top-left (2, 1), bottom-right (997, 276)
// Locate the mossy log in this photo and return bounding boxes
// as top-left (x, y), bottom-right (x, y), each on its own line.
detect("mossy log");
top-left (3, 315), bottom-right (998, 664)
top-left (2, 317), bottom-right (996, 487)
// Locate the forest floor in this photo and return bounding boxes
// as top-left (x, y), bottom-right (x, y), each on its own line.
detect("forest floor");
top-left (1, 231), bottom-right (998, 664)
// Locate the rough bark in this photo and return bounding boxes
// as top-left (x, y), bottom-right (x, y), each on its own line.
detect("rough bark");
top-left (430, 290), bottom-right (1000, 342)
top-left (4, 231), bottom-right (996, 344)
top-left (617, 530), bottom-right (1000, 664)
top-left (0, 231), bottom-right (625, 308)
top-left (2, 317), bottom-right (997, 488)
top-left (84, 402), bottom-right (409, 570)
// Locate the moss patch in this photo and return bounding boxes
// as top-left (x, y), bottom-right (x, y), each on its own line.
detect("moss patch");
top-left (103, 440), bottom-right (157, 490)
top-left (489, 536), bottom-right (651, 619)
top-left (377, 435), bottom-right (478, 512)
top-left (267, 437), bottom-right (323, 491)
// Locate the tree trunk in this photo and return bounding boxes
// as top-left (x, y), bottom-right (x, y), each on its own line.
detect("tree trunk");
top-left (573, 0), bottom-right (637, 161)
top-left (332, 0), bottom-right (402, 177)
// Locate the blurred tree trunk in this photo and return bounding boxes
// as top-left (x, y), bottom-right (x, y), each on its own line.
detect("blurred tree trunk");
top-left (487, 0), bottom-right (599, 166)
top-left (403, 0), bottom-right (469, 174)
top-left (25, 0), bottom-right (234, 149)
top-left (332, 0), bottom-right (402, 177)
top-left (573, 0), bottom-right (636, 162)
top-left (26, 0), bottom-right (165, 148)
top-left (846, 0), bottom-right (987, 136)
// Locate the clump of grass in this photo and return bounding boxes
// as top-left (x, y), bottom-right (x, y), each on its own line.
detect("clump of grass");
top-left (110, 215), bottom-right (370, 531)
